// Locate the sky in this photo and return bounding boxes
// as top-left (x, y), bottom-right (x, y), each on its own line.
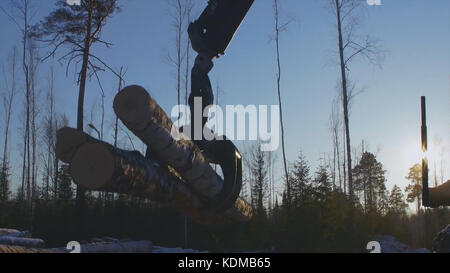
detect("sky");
top-left (0, 0), bottom-right (449, 208)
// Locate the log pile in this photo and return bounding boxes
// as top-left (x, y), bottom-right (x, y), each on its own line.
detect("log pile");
top-left (0, 233), bottom-right (154, 253)
top-left (56, 85), bottom-right (253, 224)
top-left (0, 230), bottom-right (45, 249)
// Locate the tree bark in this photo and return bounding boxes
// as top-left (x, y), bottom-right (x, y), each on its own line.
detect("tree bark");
top-left (56, 127), bottom-right (253, 224)
top-left (0, 240), bottom-right (154, 253)
top-left (113, 85), bottom-right (223, 200)
top-left (75, 2), bottom-right (94, 233)
top-left (335, 0), bottom-right (354, 205)
top-left (273, 0), bottom-right (290, 209)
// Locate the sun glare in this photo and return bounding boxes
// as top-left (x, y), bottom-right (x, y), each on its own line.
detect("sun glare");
top-left (403, 139), bottom-right (440, 172)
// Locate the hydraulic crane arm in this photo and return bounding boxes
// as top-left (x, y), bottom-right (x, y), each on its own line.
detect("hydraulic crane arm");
top-left (188, 0), bottom-right (255, 58)
top-left (186, 0), bottom-right (254, 212)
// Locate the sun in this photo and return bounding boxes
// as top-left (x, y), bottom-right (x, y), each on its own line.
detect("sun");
top-left (403, 139), bottom-right (440, 174)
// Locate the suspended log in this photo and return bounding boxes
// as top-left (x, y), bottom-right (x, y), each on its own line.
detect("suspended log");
top-left (57, 127), bottom-right (252, 224)
top-left (113, 85), bottom-right (223, 200)
top-left (429, 180), bottom-right (450, 207)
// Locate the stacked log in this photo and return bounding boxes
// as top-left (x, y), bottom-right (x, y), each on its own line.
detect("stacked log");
top-left (57, 128), bottom-right (252, 224)
top-left (0, 230), bottom-right (45, 248)
top-left (0, 240), bottom-right (153, 253)
top-left (0, 229), bottom-right (21, 236)
top-left (55, 84), bottom-right (253, 224)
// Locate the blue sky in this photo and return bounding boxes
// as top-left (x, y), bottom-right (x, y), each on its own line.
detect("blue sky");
top-left (0, 0), bottom-right (449, 205)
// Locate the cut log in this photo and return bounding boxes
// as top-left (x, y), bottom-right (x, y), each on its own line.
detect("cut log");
top-left (113, 85), bottom-right (223, 200)
top-left (0, 229), bottom-right (20, 237)
top-left (429, 180), bottom-right (450, 207)
top-left (0, 236), bottom-right (45, 248)
top-left (0, 245), bottom-right (65, 253)
top-left (54, 240), bottom-right (154, 253)
top-left (58, 127), bottom-right (252, 224)
top-left (0, 230), bottom-right (31, 238)
top-left (56, 127), bottom-right (98, 164)
top-left (0, 240), bottom-right (153, 253)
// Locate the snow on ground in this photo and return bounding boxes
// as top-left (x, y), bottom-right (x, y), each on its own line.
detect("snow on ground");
top-left (3, 227), bottom-right (448, 253)
top-left (152, 246), bottom-right (209, 253)
top-left (373, 235), bottom-right (430, 253)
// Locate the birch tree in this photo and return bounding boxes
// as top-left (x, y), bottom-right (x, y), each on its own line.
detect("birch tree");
top-left (0, 47), bottom-right (18, 202)
top-left (272, 0), bottom-right (293, 209)
top-left (330, 0), bottom-right (383, 205)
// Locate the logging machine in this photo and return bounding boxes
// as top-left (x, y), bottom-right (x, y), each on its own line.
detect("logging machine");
top-left (184, 0), bottom-right (255, 212)
top-left (420, 96), bottom-right (450, 208)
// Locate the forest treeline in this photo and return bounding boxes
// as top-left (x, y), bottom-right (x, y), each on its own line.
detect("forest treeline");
top-left (0, 142), bottom-right (448, 251)
top-left (0, 0), bottom-right (448, 252)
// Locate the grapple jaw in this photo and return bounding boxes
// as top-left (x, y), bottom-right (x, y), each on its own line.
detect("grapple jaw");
top-left (188, 0), bottom-right (254, 57)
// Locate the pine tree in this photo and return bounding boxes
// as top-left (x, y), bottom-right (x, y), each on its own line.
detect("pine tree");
top-left (31, 0), bottom-right (120, 221)
top-left (57, 164), bottom-right (73, 203)
top-left (0, 158), bottom-right (11, 202)
top-left (389, 185), bottom-right (407, 215)
top-left (250, 147), bottom-right (268, 216)
top-left (352, 152), bottom-right (387, 213)
top-left (405, 163), bottom-right (422, 214)
top-left (313, 165), bottom-right (331, 200)
top-left (290, 152), bottom-right (311, 206)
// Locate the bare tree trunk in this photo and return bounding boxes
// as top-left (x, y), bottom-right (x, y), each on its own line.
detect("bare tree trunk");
top-left (75, 2), bottom-right (94, 236)
top-left (0, 47), bottom-right (17, 201)
top-left (342, 121), bottom-right (346, 194)
top-left (100, 93), bottom-right (105, 140)
top-left (29, 39), bottom-right (39, 216)
top-left (185, 16), bottom-right (191, 108)
top-left (114, 67), bottom-right (125, 148)
top-left (273, 0), bottom-right (290, 209)
top-left (335, 0), bottom-right (354, 206)
top-left (43, 67), bottom-right (56, 201)
top-left (175, 0), bottom-right (183, 118)
top-left (335, 126), bottom-right (341, 191)
top-left (53, 117), bottom-right (59, 199)
top-left (18, 0), bottom-right (32, 213)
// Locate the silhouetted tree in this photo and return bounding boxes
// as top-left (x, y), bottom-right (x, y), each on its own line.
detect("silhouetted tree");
top-left (0, 47), bottom-right (18, 202)
top-left (389, 185), bottom-right (407, 215)
top-left (290, 152), bottom-right (311, 206)
top-left (329, 0), bottom-right (384, 206)
top-left (313, 164), bottom-right (331, 200)
top-left (272, 0), bottom-right (292, 208)
top-left (167, 0), bottom-right (193, 116)
top-left (57, 164), bottom-right (73, 203)
top-left (249, 145), bottom-right (269, 216)
top-left (353, 152), bottom-right (387, 213)
top-left (330, 94), bottom-right (342, 192)
top-left (31, 0), bottom-right (120, 228)
top-left (0, 159), bottom-right (11, 202)
top-left (405, 163), bottom-right (422, 214)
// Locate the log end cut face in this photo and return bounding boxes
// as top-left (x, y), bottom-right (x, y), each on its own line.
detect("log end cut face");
top-left (71, 142), bottom-right (115, 190)
top-left (56, 127), bottom-right (90, 163)
top-left (113, 85), bottom-right (153, 130)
